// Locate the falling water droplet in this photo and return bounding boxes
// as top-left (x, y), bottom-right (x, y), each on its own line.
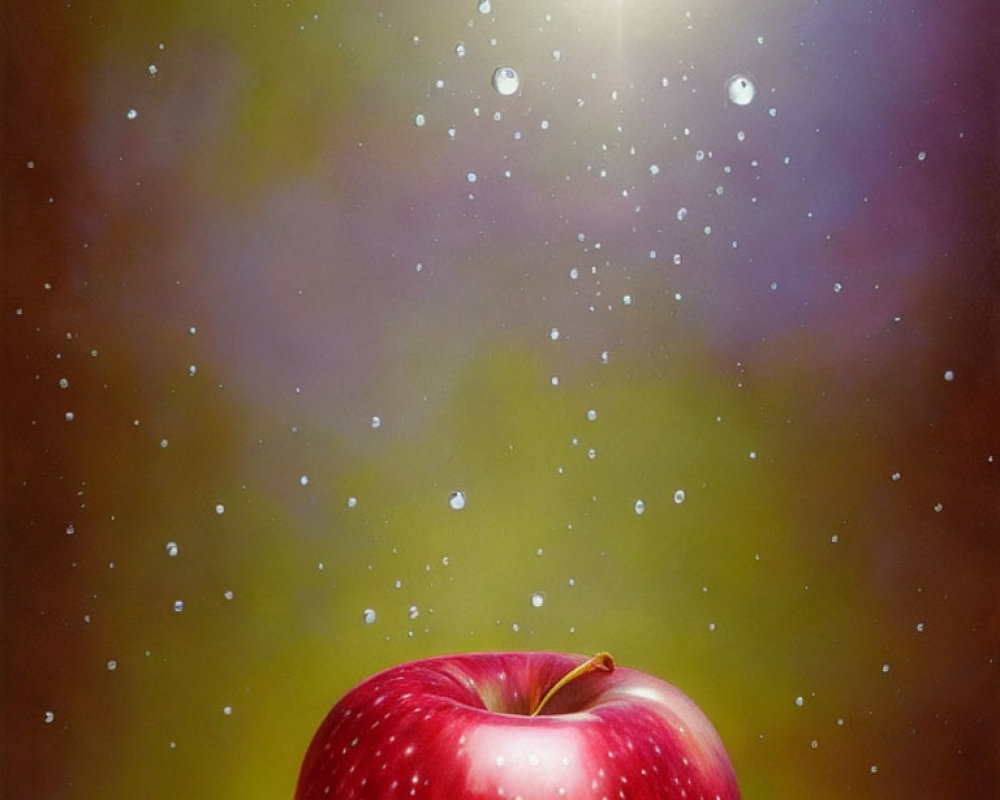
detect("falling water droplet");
top-left (491, 66), bottom-right (520, 96)
top-left (725, 73), bottom-right (756, 106)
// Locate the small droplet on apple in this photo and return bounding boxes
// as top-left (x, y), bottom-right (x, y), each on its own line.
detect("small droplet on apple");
top-left (634, 499), bottom-right (646, 515)
top-left (362, 608), bottom-right (377, 625)
top-left (449, 490), bottom-right (467, 510)
top-left (530, 592), bottom-right (545, 608)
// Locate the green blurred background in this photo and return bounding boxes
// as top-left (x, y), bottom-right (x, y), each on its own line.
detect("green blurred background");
top-left (3, 1), bottom-right (998, 797)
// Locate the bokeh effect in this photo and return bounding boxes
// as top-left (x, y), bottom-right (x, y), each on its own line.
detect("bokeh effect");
top-left (3, 1), bottom-right (998, 797)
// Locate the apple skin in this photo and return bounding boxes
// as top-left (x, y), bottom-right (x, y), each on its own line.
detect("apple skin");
top-left (296, 651), bottom-right (740, 800)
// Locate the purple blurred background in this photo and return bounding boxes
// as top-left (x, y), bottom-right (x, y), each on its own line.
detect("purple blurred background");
top-left (3, 1), bottom-right (998, 797)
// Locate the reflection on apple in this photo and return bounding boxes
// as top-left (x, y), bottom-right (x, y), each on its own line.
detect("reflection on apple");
top-left (296, 651), bottom-right (740, 799)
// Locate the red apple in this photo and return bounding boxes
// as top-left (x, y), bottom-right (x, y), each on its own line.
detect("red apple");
top-left (296, 650), bottom-right (740, 799)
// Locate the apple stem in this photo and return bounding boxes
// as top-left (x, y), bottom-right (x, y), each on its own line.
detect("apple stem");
top-left (529, 652), bottom-right (615, 717)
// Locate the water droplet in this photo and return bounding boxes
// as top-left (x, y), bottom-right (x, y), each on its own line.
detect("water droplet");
top-left (881, 663), bottom-right (891, 673)
top-left (794, 695), bottom-right (804, 707)
top-left (455, 42), bottom-right (467, 58)
top-left (165, 541), bottom-right (178, 557)
top-left (347, 496), bottom-right (358, 508)
top-left (173, 600), bottom-right (184, 613)
top-left (673, 489), bottom-right (686, 504)
top-left (549, 327), bottom-right (560, 341)
top-left (917, 150), bottom-right (926, 161)
top-left (478, 0), bottom-right (491, 13)
top-left (299, 475), bottom-right (309, 486)
top-left (649, 164), bottom-right (660, 176)
top-left (586, 409), bottom-right (597, 421)
top-left (214, 503), bottom-right (225, 515)
top-left (222, 705), bottom-right (233, 716)
top-left (126, 108), bottom-right (138, 120)
top-left (915, 621), bottom-right (925, 632)
top-left (449, 490), bottom-right (467, 510)
top-left (147, 64), bottom-right (158, 77)
top-left (362, 608), bottom-right (377, 625)
top-left (414, 113), bottom-right (426, 127)
top-left (371, 415), bottom-right (381, 429)
top-left (676, 207), bottom-right (688, 221)
top-left (466, 171), bottom-right (477, 183)
top-left (725, 73), bottom-right (756, 106)
top-left (107, 659), bottom-right (118, 671)
top-left (552, 49), bottom-right (562, 62)
top-left (943, 369), bottom-right (955, 382)
top-left (65, 524), bottom-right (75, 536)
top-left (223, 590), bottom-right (234, 601)
top-left (530, 592), bottom-right (545, 608)
top-left (634, 499), bottom-right (646, 515)
top-left (44, 710), bottom-right (55, 723)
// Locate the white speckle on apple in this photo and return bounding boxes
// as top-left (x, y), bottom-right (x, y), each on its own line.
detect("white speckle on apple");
top-left (363, 608), bottom-right (377, 625)
top-left (449, 491), bottom-right (467, 510)
top-left (530, 593), bottom-right (545, 608)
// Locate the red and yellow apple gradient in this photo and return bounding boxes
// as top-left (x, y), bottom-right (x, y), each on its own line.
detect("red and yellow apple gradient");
top-left (3, 1), bottom-right (997, 798)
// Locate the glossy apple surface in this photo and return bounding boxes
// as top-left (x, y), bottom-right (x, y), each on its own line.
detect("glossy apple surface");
top-left (296, 651), bottom-right (740, 799)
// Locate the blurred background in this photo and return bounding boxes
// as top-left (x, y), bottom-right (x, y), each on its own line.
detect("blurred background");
top-left (3, 0), bottom-right (998, 797)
